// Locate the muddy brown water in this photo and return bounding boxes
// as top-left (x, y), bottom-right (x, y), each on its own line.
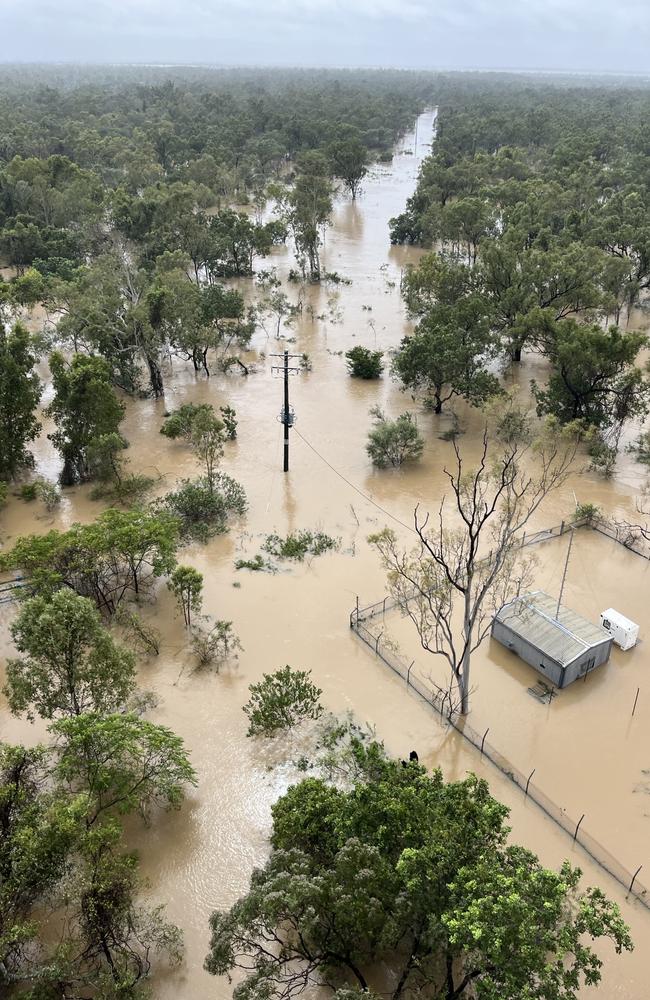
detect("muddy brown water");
top-left (1, 110), bottom-right (650, 997)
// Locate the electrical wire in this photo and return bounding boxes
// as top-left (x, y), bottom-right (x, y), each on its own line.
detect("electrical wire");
top-left (293, 427), bottom-right (417, 534)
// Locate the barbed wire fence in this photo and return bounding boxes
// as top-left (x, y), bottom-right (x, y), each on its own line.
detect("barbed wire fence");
top-left (350, 518), bottom-right (649, 910)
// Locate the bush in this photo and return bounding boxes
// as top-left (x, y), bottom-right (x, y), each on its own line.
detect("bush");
top-left (345, 346), bottom-right (384, 379)
top-left (262, 530), bottom-right (339, 561)
top-left (627, 428), bottom-right (650, 465)
top-left (157, 474), bottom-right (247, 542)
top-left (160, 403), bottom-right (214, 441)
top-left (219, 405), bottom-right (238, 440)
top-left (366, 407), bottom-right (424, 468)
top-left (19, 479), bottom-right (62, 511)
top-left (191, 619), bottom-right (243, 670)
top-left (234, 554), bottom-right (276, 573)
top-left (573, 503), bottom-right (601, 524)
top-left (243, 665), bottom-right (323, 737)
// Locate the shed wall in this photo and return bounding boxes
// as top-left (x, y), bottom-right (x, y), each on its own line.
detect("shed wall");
top-left (491, 620), bottom-right (612, 688)
top-left (491, 619), bottom-right (565, 686)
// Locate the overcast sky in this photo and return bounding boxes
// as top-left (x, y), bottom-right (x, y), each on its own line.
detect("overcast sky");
top-left (2, 0), bottom-right (650, 74)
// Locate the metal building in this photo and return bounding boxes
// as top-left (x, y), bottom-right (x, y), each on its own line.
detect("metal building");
top-left (491, 591), bottom-right (613, 688)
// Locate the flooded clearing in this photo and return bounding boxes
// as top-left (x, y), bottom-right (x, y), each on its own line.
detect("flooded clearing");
top-left (2, 108), bottom-right (650, 998)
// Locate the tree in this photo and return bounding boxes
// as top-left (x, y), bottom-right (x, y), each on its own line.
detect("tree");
top-left (0, 743), bottom-right (87, 986)
top-left (366, 407), bottom-right (424, 469)
top-left (160, 403), bottom-right (214, 442)
top-left (392, 300), bottom-right (500, 414)
top-left (46, 818), bottom-right (184, 995)
top-left (168, 565), bottom-right (203, 627)
top-left (206, 748), bottom-right (631, 1000)
top-left (47, 351), bottom-right (126, 485)
top-left (2, 507), bottom-right (179, 612)
top-left (288, 156), bottom-right (333, 280)
top-left (370, 413), bottom-right (581, 714)
top-left (533, 320), bottom-right (650, 432)
top-left (243, 666), bottom-right (323, 737)
top-left (189, 407), bottom-right (225, 492)
top-left (329, 137), bottom-right (368, 200)
top-left (4, 589), bottom-right (136, 721)
top-left (0, 322), bottom-right (41, 480)
top-left (345, 346), bottom-right (384, 379)
top-left (157, 474), bottom-right (247, 543)
top-left (52, 712), bottom-right (197, 823)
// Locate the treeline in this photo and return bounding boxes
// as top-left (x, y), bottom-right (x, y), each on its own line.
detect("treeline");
top-left (389, 76), bottom-right (650, 471)
top-left (0, 67), bottom-right (434, 421)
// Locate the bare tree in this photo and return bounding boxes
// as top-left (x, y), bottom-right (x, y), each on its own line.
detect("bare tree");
top-left (370, 418), bottom-right (581, 715)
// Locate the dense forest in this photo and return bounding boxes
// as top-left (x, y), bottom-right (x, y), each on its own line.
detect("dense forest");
top-left (390, 77), bottom-right (650, 469)
top-left (0, 68), bottom-right (642, 999)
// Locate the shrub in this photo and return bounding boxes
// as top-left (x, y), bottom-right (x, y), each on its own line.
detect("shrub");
top-left (627, 428), bottom-right (650, 465)
top-left (160, 403), bottom-right (213, 441)
top-left (345, 346), bottom-right (384, 379)
top-left (19, 479), bottom-right (61, 510)
top-left (366, 407), bottom-right (424, 468)
top-left (573, 503), bottom-right (601, 524)
top-left (191, 619), bottom-right (243, 670)
top-left (157, 474), bottom-right (247, 542)
top-left (262, 530), bottom-right (339, 561)
top-left (219, 405), bottom-right (238, 440)
top-left (234, 554), bottom-right (276, 573)
top-left (243, 666), bottom-right (323, 737)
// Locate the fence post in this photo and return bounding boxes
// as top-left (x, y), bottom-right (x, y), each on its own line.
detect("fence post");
top-left (375, 631), bottom-right (383, 655)
top-left (525, 768), bottom-right (535, 797)
top-left (573, 814), bottom-right (585, 843)
top-left (406, 660), bottom-right (414, 685)
top-left (383, 597), bottom-right (387, 614)
top-left (560, 520), bottom-right (564, 535)
top-left (628, 864), bottom-right (643, 894)
top-left (480, 728), bottom-right (490, 756)
top-left (521, 531), bottom-right (525, 547)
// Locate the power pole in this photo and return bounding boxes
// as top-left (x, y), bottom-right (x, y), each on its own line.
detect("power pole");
top-left (270, 349), bottom-right (301, 472)
top-left (555, 527), bottom-right (574, 620)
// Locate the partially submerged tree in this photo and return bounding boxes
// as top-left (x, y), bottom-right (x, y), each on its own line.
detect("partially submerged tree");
top-left (370, 408), bottom-right (582, 714)
top-left (52, 712), bottom-right (197, 823)
top-left (168, 565), bottom-right (203, 628)
top-left (47, 351), bottom-right (126, 485)
top-left (5, 589), bottom-right (136, 721)
top-left (345, 346), bottom-right (384, 379)
top-left (0, 322), bottom-right (41, 480)
top-left (329, 137), bottom-right (368, 200)
top-left (206, 747), bottom-right (631, 1000)
top-left (243, 666), bottom-right (323, 737)
top-left (366, 407), bottom-right (424, 468)
top-left (392, 300), bottom-right (500, 414)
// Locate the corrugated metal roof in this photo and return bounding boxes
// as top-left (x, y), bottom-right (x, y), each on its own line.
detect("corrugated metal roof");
top-left (495, 591), bottom-right (610, 667)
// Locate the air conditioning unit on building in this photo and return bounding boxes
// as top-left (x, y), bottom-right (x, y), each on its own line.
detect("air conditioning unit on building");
top-left (599, 609), bottom-right (639, 651)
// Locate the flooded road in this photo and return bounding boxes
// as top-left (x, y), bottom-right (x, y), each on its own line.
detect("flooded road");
top-left (2, 109), bottom-right (650, 997)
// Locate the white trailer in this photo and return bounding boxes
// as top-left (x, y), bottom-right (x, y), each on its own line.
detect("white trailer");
top-left (599, 609), bottom-right (639, 651)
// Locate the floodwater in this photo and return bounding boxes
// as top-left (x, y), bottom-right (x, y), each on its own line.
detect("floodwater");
top-left (2, 109), bottom-right (650, 997)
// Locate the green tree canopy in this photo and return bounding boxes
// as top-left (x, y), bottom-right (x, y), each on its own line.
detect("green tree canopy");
top-left (206, 747), bottom-right (632, 1000)
top-left (47, 351), bottom-right (126, 485)
top-left (5, 588), bottom-right (136, 721)
top-left (0, 321), bottom-right (41, 480)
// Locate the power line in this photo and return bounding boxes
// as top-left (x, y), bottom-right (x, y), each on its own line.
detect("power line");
top-left (293, 427), bottom-right (417, 534)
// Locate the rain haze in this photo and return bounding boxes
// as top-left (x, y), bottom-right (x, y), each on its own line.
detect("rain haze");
top-left (2, 0), bottom-right (650, 72)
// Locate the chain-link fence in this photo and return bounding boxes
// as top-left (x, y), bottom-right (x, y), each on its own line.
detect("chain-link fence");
top-left (350, 520), bottom-right (650, 910)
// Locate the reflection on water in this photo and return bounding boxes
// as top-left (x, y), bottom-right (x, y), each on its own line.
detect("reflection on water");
top-left (1, 108), bottom-right (649, 997)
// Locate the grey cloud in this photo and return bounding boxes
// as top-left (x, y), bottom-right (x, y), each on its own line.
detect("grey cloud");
top-left (2, 0), bottom-right (650, 71)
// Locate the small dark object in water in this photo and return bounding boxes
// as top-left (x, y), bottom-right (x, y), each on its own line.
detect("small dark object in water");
top-left (409, 750), bottom-right (419, 763)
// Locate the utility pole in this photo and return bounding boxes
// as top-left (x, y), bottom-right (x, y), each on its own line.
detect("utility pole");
top-left (270, 349), bottom-right (301, 472)
top-left (555, 528), bottom-right (574, 620)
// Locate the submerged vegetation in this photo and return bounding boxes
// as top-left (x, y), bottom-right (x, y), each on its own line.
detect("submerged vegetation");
top-left (1, 65), bottom-right (646, 998)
